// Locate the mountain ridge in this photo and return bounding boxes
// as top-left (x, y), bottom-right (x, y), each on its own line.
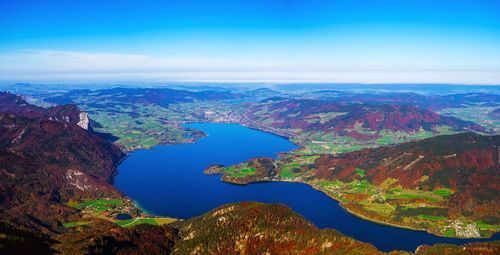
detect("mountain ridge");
top-left (0, 91), bottom-right (90, 130)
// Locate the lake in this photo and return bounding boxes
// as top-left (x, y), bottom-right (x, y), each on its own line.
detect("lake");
top-left (115, 123), bottom-right (499, 252)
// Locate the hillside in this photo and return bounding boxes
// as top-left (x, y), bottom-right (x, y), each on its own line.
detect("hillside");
top-left (239, 98), bottom-right (486, 154)
top-left (55, 201), bottom-right (384, 254)
top-left (52, 201), bottom-right (500, 254)
top-left (213, 133), bottom-right (500, 238)
top-left (171, 201), bottom-right (384, 254)
top-left (297, 92), bottom-right (500, 133)
top-left (311, 133), bottom-right (498, 189)
top-left (0, 112), bottom-right (126, 234)
top-left (489, 107), bottom-right (500, 120)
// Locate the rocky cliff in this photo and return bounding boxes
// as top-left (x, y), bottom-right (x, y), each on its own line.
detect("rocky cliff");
top-left (0, 91), bottom-right (90, 130)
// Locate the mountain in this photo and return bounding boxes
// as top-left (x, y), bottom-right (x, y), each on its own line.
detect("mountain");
top-left (1, 92), bottom-right (498, 253)
top-left (490, 107), bottom-right (500, 120)
top-left (0, 91), bottom-right (90, 130)
top-left (243, 87), bottom-right (283, 98)
top-left (0, 112), bottom-right (126, 234)
top-left (55, 201), bottom-right (384, 254)
top-left (311, 133), bottom-right (499, 213)
top-left (170, 201), bottom-right (383, 254)
top-left (242, 98), bottom-right (486, 142)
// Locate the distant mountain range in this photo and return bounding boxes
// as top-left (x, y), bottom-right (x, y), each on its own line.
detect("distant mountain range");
top-left (45, 87), bottom-right (241, 108)
top-left (490, 107), bottom-right (500, 120)
top-left (300, 91), bottom-right (500, 111)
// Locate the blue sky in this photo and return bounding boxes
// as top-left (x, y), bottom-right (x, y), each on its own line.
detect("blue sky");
top-left (1, 0), bottom-right (499, 83)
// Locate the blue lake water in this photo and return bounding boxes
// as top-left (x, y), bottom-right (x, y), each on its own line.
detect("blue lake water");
top-left (115, 213), bottom-right (133, 220)
top-left (115, 123), bottom-right (499, 252)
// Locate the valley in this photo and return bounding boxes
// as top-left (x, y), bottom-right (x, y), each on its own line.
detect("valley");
top-left (3, 1), bottom-right (500, 253)
top-left (35, 88), bottom-right (498, 155)
top-left (1, 87), bottom-right (499, 254)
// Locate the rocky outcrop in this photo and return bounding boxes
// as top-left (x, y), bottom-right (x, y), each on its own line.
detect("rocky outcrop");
top-left (64, 169), bottom-right (99, 191)
top-left (76, 111), bottom-right (90, 130)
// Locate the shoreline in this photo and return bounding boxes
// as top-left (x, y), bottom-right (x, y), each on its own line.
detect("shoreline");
top-left (240, 178), bottom-right (499, 240)
top-left (111, 122), bottom-right (496, 240)
top-left (273, 179), bottom-right (430, 232)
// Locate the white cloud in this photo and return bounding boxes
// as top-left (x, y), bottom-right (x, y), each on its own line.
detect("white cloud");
top-left (0, 49), bottom-right (499, 84)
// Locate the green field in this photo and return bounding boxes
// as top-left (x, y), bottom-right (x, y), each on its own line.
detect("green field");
top-left (70, 97), bottom-right (211, 150)
top-left (226, 166), bottom-right (236, 173)
top-left (385, 189), bottom-right (442, 201)
top-left (115, 218), bottom-right (176, 227)
top-left (63, 221), bottom-right (91, 228)
top-left (355, 168), bottom-right (365, 177)
top-left (68, 199), bottom-right (123, 210)
top-left (390, 188), bottom-right (402, 193)
top-left (476, 221), bottom-right (500, 230)
top-left (375, 126), bottom-right (458, 146)
top-left (281, 155), bottom-right (319, 178)
top-left (444, 228), bottom-right (456, 237)
top-left (63, 217), bottom-right (176, 228)
top-left (418, 215), bottom-right (446, 221)
top-left (281, 162), bottom-right (301, 178)
top-left (432, 189), bottom-right (452, 196)
top-left (438, 106), bottom-right (500, 133)
top-left (230, 167), bottom-right (256, 177)
top-left (363, 203), bottom-right (395, 217)
top-left (292, 124), bottom-right (463, 155)
top-left (305, 112), bottom-right (347, 123)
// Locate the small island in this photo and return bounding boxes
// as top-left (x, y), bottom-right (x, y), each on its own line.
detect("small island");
top-left (205, 157), bottom-right (276, 184)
